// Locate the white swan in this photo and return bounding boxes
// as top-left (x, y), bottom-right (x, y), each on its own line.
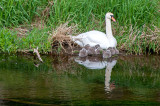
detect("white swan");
top-left (74, 57), bottom-right (107, 69)
top-left (74, 56), bottom-right (117, 92)
top-left (71, 12), bottom-right (117, 49)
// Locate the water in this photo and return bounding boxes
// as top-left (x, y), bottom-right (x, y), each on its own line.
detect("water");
top-left (0, 54), bottom-right (160, 105)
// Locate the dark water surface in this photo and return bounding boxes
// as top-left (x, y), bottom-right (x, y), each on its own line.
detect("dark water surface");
top-left (0, 54), bottom-right (160, 105)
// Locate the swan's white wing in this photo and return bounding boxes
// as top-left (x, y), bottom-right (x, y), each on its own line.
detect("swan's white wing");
top-left (79, 31), bottom-right (106, 44)
top-left (85, 31), bottom-right (110, 48)
top-left (75, 58), bottom-right (107, 69)
top-left (73, 30), bottom-right (109, 47)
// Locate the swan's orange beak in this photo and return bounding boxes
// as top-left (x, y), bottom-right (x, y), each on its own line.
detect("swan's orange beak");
top-left (111, 17), bottom-right (116, 22)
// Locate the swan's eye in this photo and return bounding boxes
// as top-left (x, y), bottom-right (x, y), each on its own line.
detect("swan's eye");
top-left (110, 15), bottom-right (114, 18)
top-left (110, 15), bottom-right (116, 22)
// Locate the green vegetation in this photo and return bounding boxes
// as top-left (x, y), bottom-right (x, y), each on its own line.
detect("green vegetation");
top-left (0, 28), bottom-right (18, 52)
top-left (0, 0), bottom-right (159, 54)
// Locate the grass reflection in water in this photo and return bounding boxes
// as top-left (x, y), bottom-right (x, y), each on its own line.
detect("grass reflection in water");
top-left (0, 54), bottom-right (160, 105)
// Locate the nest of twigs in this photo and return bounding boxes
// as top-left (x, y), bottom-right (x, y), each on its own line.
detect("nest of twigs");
top-left (49, 22), bottom-right (80, 55)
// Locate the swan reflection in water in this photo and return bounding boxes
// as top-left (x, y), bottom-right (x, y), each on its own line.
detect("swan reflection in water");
top-left (74, 56), bottom-right (117, 92)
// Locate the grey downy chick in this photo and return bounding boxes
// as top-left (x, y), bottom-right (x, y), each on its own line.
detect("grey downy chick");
top-left (84, 44), bottom-right (90, 50)
top-left (95, 44), bottom-right (100, 49)
top-left (102, 50), bottom-right (111, 58)
top-left (79, 48), bottom-right (88, 57)
top-left (107, 47), bottom-right (116, 55)
top-left (113, 47), bottom-right (119, 54)
top-left (95, 45), bottom-right (103, 55)
top-left (87, 45), bottom-right (97, 55)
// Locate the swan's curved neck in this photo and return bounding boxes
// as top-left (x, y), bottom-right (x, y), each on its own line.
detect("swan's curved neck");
top-left (106, 18), bottom-right (113, 37)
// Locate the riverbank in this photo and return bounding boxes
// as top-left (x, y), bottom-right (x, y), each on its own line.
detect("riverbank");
top-left (0, 0), bottom-right (160, 55)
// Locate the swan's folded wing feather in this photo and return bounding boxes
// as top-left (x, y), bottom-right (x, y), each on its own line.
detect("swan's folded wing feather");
top-left (86, 31), bottom-right (108, 43)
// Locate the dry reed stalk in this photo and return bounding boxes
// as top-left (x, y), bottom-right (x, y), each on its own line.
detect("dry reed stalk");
top-left (119, 25), bottom-right (134, 50)
top-left (12, 27), bottom-right (29, 37)
top-left (31, 19), bottom-right (45, 30)
top-left (49, 22), bottom-right (78, 54)
top-left (10, 18), bottom-right (45, 37)
top-left (41, 0), bottom-right (54, 19)
top-left (131, 31), bottom-right (139, 44)
top-left (141, 25), bottom-right (159, 43)
top-left (119, 24), bottom-right (160, 54)
top-left (112, 22), bottom-right (126, 36)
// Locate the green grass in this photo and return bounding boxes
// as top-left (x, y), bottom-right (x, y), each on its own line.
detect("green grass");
top-left (1, 0), bottom-right (159, 28)
top-left (0, 28), bottom-right (18, 52)
top-left (0, 27), bottom-right (52, 53)
top-left (0, 0), bottom-right (47, 27)
top-left (17, 27), bottom-right (52, 53)
top-left (0, 0), bottom-right (159, 54)
top-left (49, 0), bottom-right (160, 28)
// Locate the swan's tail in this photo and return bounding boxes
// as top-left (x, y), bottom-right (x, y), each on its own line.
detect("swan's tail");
top-left (70, 35), bottom-right (83, 42)
top-left (70, 35), bottom-right (84, 47)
